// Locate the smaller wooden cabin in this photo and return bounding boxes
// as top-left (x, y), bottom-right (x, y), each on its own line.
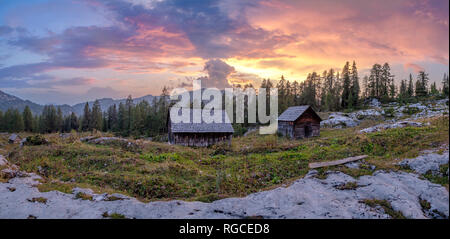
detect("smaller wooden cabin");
top-left (167, 108), bottom-right (234, 147)
top-left (278, 105), bottom-right (322, 139)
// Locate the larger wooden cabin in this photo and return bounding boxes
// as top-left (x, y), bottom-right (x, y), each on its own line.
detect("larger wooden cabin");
top-left (167, 108), bottom-right (234, 147)
top-left (277, 105), bottom-right (322, 139)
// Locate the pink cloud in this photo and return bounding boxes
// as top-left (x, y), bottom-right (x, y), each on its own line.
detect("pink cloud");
top-left (404, 63), bottom-right (425, 73)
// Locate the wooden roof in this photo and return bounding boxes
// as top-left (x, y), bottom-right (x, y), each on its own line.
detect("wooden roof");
top-left (169, 108), bottom-right (234, 133)
top-left (278, 105), bottom-right (322, 122)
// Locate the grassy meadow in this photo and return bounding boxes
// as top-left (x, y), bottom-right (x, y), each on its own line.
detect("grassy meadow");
top-left (1, 116), bottom-right (448, 202)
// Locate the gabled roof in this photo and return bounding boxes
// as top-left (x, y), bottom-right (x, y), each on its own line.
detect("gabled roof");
top-left (278, 105), bottom-right (322, 122)
top-left (169, 108), bottom-right (234, 133)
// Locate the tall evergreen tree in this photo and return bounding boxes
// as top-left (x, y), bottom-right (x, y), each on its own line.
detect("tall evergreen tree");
top-left (430, 82), bottom-right (439, 95)
top-left (0, 111), bottom-right (4, 132)
top-left (350, 61), bottom-right (360, 107)
top-left (407, 74), bottom-right (414, 97)
top-left (91, 100), bottom-right (103, 130)
top-left (107, 104), bottom-right (118, 131)
top-left (368, 64), bottom-right (382, 98)
top-left (70, 112), bottom-right (79, 131)
top-left (56, 107), bottom-right (63, 132)
top-left (399, 79), bottom-right (407, 99)
top-left (415, 71), bottom-right (429, 97)
top-left (341, 62), bottom-right (351, 108)
top-left (81, 102), bottom-right (91, 131)
top-left (380, 63), bottom-right (393, 101)
top-left (23, 106), bottom-right (33, 132)
top-left (442, 73), bottom-right (449, 97)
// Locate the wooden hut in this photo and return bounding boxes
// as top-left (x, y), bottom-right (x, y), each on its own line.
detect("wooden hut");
top-left (167, 108), bottom-right (234, 147)
top-left (277, 105), bottom-right (322, 139)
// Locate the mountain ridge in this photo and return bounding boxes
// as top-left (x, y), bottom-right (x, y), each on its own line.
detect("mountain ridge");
top-left (0, 90), bottom-right (160, 116)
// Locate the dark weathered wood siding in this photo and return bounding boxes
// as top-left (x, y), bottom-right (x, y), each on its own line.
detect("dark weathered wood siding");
top-left (168, 132), bottom-right (232, 147)
top-left (278, 107), bottom-right (321, 139)
top-left (167, 108), bottom-right (234, 147)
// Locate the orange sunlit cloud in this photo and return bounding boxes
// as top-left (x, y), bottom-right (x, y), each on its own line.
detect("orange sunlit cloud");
top-left (0, 0), bottom-right (448, 104)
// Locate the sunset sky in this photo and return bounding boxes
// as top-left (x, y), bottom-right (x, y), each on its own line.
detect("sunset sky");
top-left (0, 0), bottom-right (448, 105)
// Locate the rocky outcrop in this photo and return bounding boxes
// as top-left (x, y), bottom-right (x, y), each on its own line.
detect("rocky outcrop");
top-left (0, 155), bottom-right (7, 166)
top-left (360, 121), bottom-right (429, 133)
top-left (0, 150), bottom-right (448, 219)
top-left (399, 150), bottom-right (448, 175)
top-left (349, 109), bottom-right (384, 120)
top-left (8, 134), bottom-right (20, 144)
top-left (320, 113), bottom-right (359, 128)
top-left (321, 98), bottom-right (448, 129)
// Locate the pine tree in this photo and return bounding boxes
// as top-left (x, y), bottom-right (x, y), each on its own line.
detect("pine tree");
top-left (389, 80), bottom-right (396, 99)
top-left (56, 107), bottom-right (63, 132)
top-left (407, 74), bottom-right (414, 97)
top-left (442, 73), bottom-right (449, 97)
top-left (23, 106), bottom-right (33, 132)
top-left (5, 109), bottom-right (24, 132)
top-left (91, 100), bottom-right (103, 130)
top-left (399, 79), bottom-right (407, 99)
top-left (341, 62), bottom-right (351, 108)
top-left (277, 76), bottom-right (288, 113)
top-left (118, 102), bottom-right (126, 133)
top-left (81, 102), bottom-right (91, 131)
top-left (380, 63), bottom-right (393, 101)
top-left (430, 82), bottom-right (439, 95)
top-left (42, 105), bottom-right (57, 133)
top-left (350, 61), bottom-right (360, 107)
top-left (0, 111), bottom-right (4, 132)
top-left (415, 71), bottom-right (429, 97)
top-left (124, 95), bottom-right (134, 135)
top-left (70, 112), bottom-right (79, 131)
top-left (368, 64), bottom-right (382, 98)
top-left (107, 104), bottom-right (118, 131)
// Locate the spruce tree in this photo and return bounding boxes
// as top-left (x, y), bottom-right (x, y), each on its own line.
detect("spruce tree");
top-left (430, 82), bottom-right (439, 95)
top-left (91, 100), bottom-right (103, 130)
top-left (369, 64), bottom-right (382, 98)
top-left (70, 112), bottom-right (79, 131)
top-left (415, 71), bottom-right (429, 97)
top-left (441, 73), bottom-right (449, 97)
top-left (56, 107), bottom-right (63, 132)
top-left (81, 102), bottom-right (91, 131)
top-left (23, 106), bottom-right (33, 132)
top-left (350, 61), bottom-right (360, 107)
top-left (341, 62), bottom-right (351, 108)
top-left (407, 74), bottom-right (414, 97)
top-left (399, 79), bottom-right (407, 99)
top-left (0, 111), bottom-right (4, 132)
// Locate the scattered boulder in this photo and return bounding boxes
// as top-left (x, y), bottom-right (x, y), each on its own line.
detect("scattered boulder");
top-left (0, 168), bottom-right (25, 179)
top-left (368, 98), bottom-right (381, 107)
top-left (19, 138), bottom-right (27, 147)
top-left (0, 155), bottom-right (7, 167)
top-left (82, 137), bottom-right (138, 150)
top-left (60, 133), bottom-right (73, 139)
top-left (80, 136), bottom-right (96, 142)
top-left (320, 113), bottom-right (359, 128)
top-left (350, 109), bottom-right (384, 120)
top-left (399, 150), bottom-right (449, 175)
top-left (345, 162), bottom-right (360, 169)
top-left (93, 193), bottom-right (108, 202)
top-left (360, 121), bottom-right (428, 133)
top-left (8, 134), bottom-right (20, 144)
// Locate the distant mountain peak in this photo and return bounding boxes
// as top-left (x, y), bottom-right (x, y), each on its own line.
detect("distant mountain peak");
top-left (0, 90), bottom-right (159, 116)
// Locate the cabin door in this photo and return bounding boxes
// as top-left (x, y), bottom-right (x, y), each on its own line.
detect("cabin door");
top-left (304, 124), bottom-right (312, 138)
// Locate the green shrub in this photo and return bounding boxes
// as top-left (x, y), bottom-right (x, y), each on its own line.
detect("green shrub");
top-left (24, 135), bottom-right (48, 146)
